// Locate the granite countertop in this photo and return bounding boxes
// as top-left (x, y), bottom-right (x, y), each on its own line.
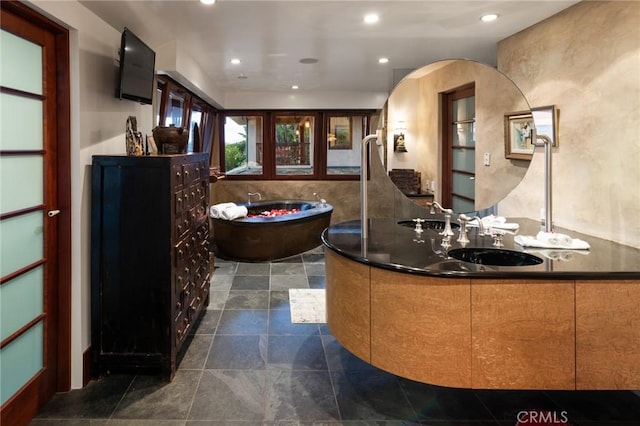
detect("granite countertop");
top-left (321, 217), bottom-right (640, 279)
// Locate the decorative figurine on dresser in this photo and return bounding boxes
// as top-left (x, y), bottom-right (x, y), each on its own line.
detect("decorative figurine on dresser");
top-left (91, 153), bottom-right (211, 381)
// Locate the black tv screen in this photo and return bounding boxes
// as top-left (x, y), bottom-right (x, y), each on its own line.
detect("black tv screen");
top-left (116, 27), bottom-right (156, 105)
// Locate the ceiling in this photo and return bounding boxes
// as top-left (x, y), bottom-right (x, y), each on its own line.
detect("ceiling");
top-left (80, 0), bottom-right (579, 96)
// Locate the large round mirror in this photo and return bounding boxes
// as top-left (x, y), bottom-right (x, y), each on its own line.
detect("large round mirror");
top-left (383, 59), bottom-right (531, 214)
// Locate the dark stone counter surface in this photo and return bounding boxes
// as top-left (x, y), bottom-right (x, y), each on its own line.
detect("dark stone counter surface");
top-left (321, 217), bottom-right (640, 279)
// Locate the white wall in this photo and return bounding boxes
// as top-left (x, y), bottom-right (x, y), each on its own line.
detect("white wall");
top-left (156, 39), bottom-right (224, 109)
top-left (497, 0), bottom-right (640, 248)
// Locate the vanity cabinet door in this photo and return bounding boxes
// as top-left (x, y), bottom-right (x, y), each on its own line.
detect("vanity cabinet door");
top-left (576, 280), bottom-right (640, 389)
top-left (370, 270), bottom-right (472, 388)
top-left (471, 279), bottom-right (575, 390)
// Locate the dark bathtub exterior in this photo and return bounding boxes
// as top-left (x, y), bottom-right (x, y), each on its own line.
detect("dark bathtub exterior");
top-left (210, 200), bottom-right (333, 262)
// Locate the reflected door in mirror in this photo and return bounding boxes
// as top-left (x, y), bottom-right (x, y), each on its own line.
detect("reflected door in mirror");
top-left (443, 84), bottom-right (475, 212)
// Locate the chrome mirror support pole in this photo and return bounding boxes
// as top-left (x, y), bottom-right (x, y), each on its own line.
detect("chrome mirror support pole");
top-left (361, 131), bottom-right (381, 248)
top-left (533, 128), bottom-right (553, 233)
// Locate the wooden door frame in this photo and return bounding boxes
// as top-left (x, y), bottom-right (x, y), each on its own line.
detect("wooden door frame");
top-left (0, 2), bottom-right (71, 424)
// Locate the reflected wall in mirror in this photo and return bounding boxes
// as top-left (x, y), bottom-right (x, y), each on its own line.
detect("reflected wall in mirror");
top-left (384, 59), bottom-right (532, 213)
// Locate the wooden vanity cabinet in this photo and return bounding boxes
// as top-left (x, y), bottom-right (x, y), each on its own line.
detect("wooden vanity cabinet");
top-left (326, 249), bottom-right (640, 390)
top-left (91, 154), bottom-right (211, 381)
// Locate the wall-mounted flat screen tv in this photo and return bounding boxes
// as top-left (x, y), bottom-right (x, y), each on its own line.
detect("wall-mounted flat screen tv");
top-left (116, 27), bottom-right (156, 105)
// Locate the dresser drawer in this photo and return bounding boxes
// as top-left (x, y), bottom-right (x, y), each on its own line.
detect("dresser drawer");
top-left (195, 223), bottom-right (209, 245)
top-left (182, 163), bottom-right (199, 186)
top-left (172, 164), bottom-right (184, 188)
top-left (175, 311), bottom-right (189, 349)
top-left (174, 190), bottom-right (184, 214)
top-left (175, 213), bottom-right (191, 240)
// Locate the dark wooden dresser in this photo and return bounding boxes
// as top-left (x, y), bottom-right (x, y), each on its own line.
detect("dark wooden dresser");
top-left (91, 154), bottom-right (210, 380)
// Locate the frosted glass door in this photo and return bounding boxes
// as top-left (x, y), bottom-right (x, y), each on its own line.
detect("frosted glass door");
top-left (0, 28), bottom-right (46, 406)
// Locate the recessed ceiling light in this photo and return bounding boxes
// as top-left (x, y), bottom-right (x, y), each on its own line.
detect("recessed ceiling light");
top-left (230, 58), bottom-right (241, 65)
top-left (200, 0), bottom-right (216, 5)
top-left (291, 85), bottom-right (299, 90)
top-left (364, 13), bottom-right (379, 24)
top-left (378, 57), bottom-right (389, 64)
top-left (480, 14), bottom-right (499, 22)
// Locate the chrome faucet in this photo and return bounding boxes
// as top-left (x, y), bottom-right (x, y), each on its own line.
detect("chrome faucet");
top-left (412, 218), bottom-right (426, 234)
top-left (458, 213), bottom-right (486, 236)
top-left (247, 192), bottom-right (261, 204)
top-left (429, 201), bottom-right (453, 215)
top-left (490, 229), bottom-right (506, 247)
top-left (457, 216), bottom-right (471, 244)
top-left (429, 201), bottom-right (454, 237)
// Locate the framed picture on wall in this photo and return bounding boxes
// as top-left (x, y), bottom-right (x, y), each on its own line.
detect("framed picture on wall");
top-left (328, 117), bottom-right (352, 149)
top-left (504, 111), bottom-right (535, 160)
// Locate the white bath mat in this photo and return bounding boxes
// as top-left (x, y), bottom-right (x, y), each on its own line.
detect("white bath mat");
top-left (289, 289), bottom-right (326, 324)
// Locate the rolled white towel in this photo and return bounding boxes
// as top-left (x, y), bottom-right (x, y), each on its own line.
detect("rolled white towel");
top-left (468, 215), bottom-right (519, 231)
top-left (492, 222), bottom-right (520, 231)
top-left (219, 205), bottom-right (248, 220)
top-left (483, 215), bottom-right (519, 230)
top-left (481, 215), bottom-right (506, 226)
top-left (209, 202), bottom-right (237, 219)
top-left (536, 231), bottom-right (573, 247)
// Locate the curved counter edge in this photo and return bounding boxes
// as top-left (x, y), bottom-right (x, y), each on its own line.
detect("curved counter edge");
top-left (324, 248), bottom-right (640, 390)
top-left (320, 219), bottom-right (640, 279)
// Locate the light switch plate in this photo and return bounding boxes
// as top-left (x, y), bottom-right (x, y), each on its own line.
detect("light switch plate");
top-left (483, 152), bottom-right (491, 166)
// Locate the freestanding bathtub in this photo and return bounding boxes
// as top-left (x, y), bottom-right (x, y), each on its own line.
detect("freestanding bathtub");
top-left (210, 200), bottom-right (333, 262)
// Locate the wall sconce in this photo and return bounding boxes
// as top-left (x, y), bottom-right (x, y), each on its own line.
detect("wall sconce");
top-left (394, 121), bottom-right (408, 152)
top-left (394, 133), bottom-right (407, 152)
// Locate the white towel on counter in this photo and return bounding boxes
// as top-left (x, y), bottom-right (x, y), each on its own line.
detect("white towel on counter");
top-left (482, 214), bottom-right (506, 225)
top-left (467, 214), bottom-right (520, 231)
top-left (536, 231), bottom-right (572, 247)
top-left (219, 205), bottom-right (248, 220)
top-left (209, 202), bottom-right (237, 219)
top-left (514, 231), bottom-right (590, 250)
top-left (486, 222), bottom-right (520, 231)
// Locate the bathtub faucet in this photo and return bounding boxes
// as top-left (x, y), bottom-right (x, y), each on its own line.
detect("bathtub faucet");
top-left (247, 192), bottom-right (262, 204)
top-left (313, 192), bottom-right (326, 207)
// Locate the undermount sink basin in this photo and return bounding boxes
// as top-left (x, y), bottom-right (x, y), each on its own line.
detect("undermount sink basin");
top-left (398, 220), bottom-right (460, 231)
top-left (447, 248), bottom-right (543, 266)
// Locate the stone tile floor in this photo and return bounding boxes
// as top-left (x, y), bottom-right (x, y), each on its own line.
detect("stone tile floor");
top-left (32, 246), bottom-right (640, 425)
